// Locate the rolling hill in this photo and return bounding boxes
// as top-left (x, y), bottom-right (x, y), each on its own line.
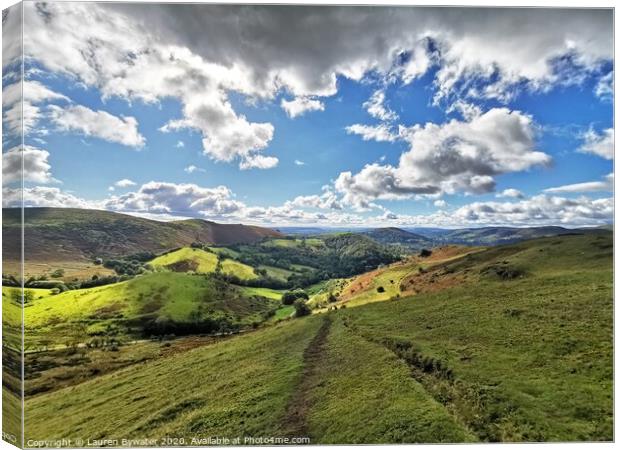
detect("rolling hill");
top-left (22, 232), bottom-right (613, 442)
top-left (406, 225), bottom-right (608, 246)
top-left (2, 207), bottom-right (282, 275)
top-left (363, 227), bottom-right (433, 250)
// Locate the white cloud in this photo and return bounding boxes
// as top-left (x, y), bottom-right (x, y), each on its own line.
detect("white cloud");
top-left (281, 97), bottom-right (325, 118)
top-left (434, 199), bottom-right (447, 208)
top-left (176, 140), bottom-right (185, 148)
top-left (363, 90), bottom-right (398, 122)
top-left (184, 165), bottom-right (206, 174)
top-left (2, 80), bottom-right (69, 135)
top-left (48, 105), bottom-right (145, 148)
top-left (579, 128), bottom-right (614, 160)
top-left (450, 194), bottom-right (613, 227)
top-left (594, 71), bottom-right (613, 101)
top-left (337, 108), bottom-right (550, 208)
top-left (2, 145), bottom-right (57, 185)
top-left (544, 173), bottom-right (613, 194)
top-left (294, 160), bottom-right (305, 166)
top-left (114, 178), bottom-right (137, 188)
top-left (19, 3), bottom-right (612, 174)
top-left (3, 186), bottom-right (95, 209)
top-left (345, 123), bottom-right (397, 142)
top-left (497, 188), bottom-right (524, 199)
top-left (104, 181), bottom-right (245, 217)
top-left (238, 154), bottom-right (279, 170)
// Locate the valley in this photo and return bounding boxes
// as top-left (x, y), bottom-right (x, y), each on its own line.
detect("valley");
top-left (1, 208), bottom-right (613, 444)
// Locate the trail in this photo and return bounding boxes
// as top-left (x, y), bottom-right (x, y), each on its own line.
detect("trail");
top-left (282, 315), bottom-right (332, 441)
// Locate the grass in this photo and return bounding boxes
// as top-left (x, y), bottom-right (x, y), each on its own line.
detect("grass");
top-left (261, 238), bottom-right (324, 249)
top-left (207, 246), bottom-right (240, 259)
top-left (240, 286), bottom-right (284, 301)
top-left (20, 272), bottom-right (278, 347)
top-left (149, 248), bottom-right (218, 273)
top-left (338, 233), bottom-right (613, 441)
top-left (258, 265), bottom-right (294, 282)
top-left (221, 258), bottom-right (258, 280)
top-left (25, 318), bottom-right (324, 441)
top-left (15, 233), bottom-right (614, 443)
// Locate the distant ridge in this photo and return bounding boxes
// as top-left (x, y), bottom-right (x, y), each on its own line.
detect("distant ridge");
top-left (2, 207), bottom-right (282, 264)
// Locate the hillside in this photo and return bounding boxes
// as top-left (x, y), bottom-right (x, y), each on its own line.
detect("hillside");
top-left (5, 272), bottom-right (281, 350)
top-left (22, 233), bottom-right (613, 442)
top-left (363, 227), bottom-right (433, 250)
top-left (408, 226), bottom-right (607, 246)
top-left (2, 208), bottom-right (281, 276)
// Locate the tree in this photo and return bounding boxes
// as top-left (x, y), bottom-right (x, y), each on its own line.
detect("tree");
top-left (293, 299), bottom-right (311, 317)
top-left (419, 249), bottom-right (432, 258)
top-left (377, 286), bottom-right (385, 293)
top-left (282, 289), bottom-right (309, 305)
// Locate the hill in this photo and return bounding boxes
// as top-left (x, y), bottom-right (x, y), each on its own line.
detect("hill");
top-left (407, 225), bottom-right (606, 246)
top-left (23, 232), bottom-right (612, 442)
top-left (2, 207), bottom-right (281, 277)
top-left (363, 227), bottom-right (433, 250)
top-left (6, 272), bottom-right (281, 350)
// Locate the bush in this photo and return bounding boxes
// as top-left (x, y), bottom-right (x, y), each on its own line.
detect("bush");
top-left (419, 249), bottom-right (432, 258)
top-left (293, 299), bottom-right (311, 317)
top-left (377, 286), bottom-right (385, 293)
top-left (50, 269), bottom-right (65, 278)
top-left (282, 289), bottom-right (309, 305)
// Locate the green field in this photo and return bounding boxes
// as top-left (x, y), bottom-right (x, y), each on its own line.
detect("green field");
top-left (258, 265), bottom-right (295, 282)
top-left (17, 272), bottom-right (278, 348)
top-left (21, 234), bottom-right (612, 442)
top-left (221, 258), bottom-right (258, 280)
top-left (150, 247), bottom-right (218, 273)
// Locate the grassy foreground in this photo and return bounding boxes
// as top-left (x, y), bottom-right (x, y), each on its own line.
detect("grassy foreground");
top-left (21, 233), bottom-right (614, 443)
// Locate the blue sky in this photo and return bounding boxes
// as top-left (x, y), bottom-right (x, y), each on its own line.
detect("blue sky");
top-left (2, 4), bottom-right (614, 228)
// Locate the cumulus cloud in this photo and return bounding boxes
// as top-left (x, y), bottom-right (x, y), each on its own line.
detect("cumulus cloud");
top-left (364, 90), bottom-right (398, 122)
top-left (48, 105), bottom-right (145, 148)
top-left (104, 181), bottom-right (245, 217)
top-left (281, 97), bottom-right (325, 118)
top-left (2, 80), bottom-right (69, 135)
top-left (3, 145), bottom-right (57, 185)
top-left (176, 140), bottom-right (185, 148)
top-left (544, 173), bottom-right (613, 193)
top-left (497, 188), bottom-right (524, 199)
top-left (337, 108), bottom-right (550, 208)
top-left (579, 128), bottom-right (614, 160)
top-left (434, 199), bottom-right (447, 208)
top-left (18, 3), bottom-right (612, 172)
top-left (2, 186), bottom-right (94, 209)
top-left (114, 178), bottom-right (137, 188)
top-left (450, 194), bottom-right (612, 227)
top-left (294, 160), bottom-right (305, 166)
top-left (345, 123), bottom-right (397, 142)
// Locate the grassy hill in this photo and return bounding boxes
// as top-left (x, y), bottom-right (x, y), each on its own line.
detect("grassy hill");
top-left (22, 233), bottom-right (612, 442)
top-left (13, 272), bottom-right (280, 349)
top-left (2, 207), bottom-right (282, 277)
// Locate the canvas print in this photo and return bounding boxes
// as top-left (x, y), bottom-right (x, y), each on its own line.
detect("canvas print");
top-left (1, 2), bottom-right (614, 447)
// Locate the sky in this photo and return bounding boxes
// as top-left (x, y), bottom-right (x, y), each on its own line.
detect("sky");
top-left (1, 3), bottom-right (614, 228)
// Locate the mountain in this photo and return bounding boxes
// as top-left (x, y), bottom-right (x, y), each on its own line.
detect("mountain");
top-left (363, 227), bottom-right (433, 250)
top-left (431, 226), bottom-right (605, 246)
top-left (2, 207), bottom-right (282, 265)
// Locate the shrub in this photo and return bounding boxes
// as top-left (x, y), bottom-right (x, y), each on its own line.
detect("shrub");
top-left (282, 289), bottom-right (309, 305)
top-left (293, 299), bottom-right (311, 317)
top-left (50, 269), bottom-right (65, 278)
top-left (419, 249), bottom-right (432, 257)
top-left (377, 286), bottom-right (385, 293)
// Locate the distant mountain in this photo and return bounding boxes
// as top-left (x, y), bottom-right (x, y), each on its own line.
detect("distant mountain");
top-left (277, 226), bottom-right (369, 235)
top-left (363, 227), bottom-right (433, 250)
top-left (429, 226), bottom-right (609, 246)
top-left (3, 207), bottom-right (282, 264)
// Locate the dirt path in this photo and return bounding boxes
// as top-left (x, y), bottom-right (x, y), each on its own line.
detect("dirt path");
top-left (282, 316), bottom-right (332, 440)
